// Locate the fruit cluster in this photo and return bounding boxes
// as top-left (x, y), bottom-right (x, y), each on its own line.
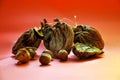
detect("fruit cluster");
top-left (12, 18), bottom-right (104, 65)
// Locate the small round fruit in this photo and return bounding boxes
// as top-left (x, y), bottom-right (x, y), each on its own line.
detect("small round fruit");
top-left (39, 52), bottom-right (52, 65)
top-left (15, 48), bottom-right (31, 64)
top-left (57, 49), bottom-right (68, 61)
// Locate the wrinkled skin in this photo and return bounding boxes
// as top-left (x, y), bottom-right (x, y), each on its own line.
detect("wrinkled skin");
top-left (73, 25), bottom-right (104, 50)
top-left (72, 25), bottom-right (104, 59)
top-left (12, 27), bottom-right (43, 55)
top-left (12, 18), bottom-right (105, 64)
top-left (72, 43), bottom-right (104, 59)
top-left (41, 19), bottom-right (74, 57)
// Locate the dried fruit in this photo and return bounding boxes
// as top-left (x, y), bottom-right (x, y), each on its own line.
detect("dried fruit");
top-left (15, 47), bottom-right (36, 64)
top-left (72, 43), bottom-right (103, 59)
top-left (12, 18), bottom-right (105, 65)
top-left (73, 25), bottom-right (104, 59)
top-left (39, 50), bottom-right (52, 65)
top-left (12, 27), bottom-right (43, 64)
top-left (57, 49), bottom-right (68, 61)
top-left (73, 25), bottom-right (104, 49)
top-left (41, 19), bottom-right (74, 60)
top-left (25, 47), bottom-right (37, 59)
top-left (12, 27), bottom-right (43, 55)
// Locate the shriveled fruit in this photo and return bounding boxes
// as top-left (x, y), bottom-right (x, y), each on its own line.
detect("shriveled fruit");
top-left (73, 25), bottom-right (104, 50)
top-left (12, 27), bottom-right (43, 55)
top-left (72, 43), bottom-right (103, 59)
top-left (15, 47), bottom-right (37, 64)
top-left (41, 19), bottom-right (74, 59)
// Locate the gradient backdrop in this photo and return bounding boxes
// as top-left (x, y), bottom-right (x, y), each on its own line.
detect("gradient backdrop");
top-left (0, 0), bottom-right (120, 80)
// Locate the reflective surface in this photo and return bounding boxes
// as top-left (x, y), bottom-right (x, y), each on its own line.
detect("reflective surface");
top-left (0, 0), bottom-right (120, 80)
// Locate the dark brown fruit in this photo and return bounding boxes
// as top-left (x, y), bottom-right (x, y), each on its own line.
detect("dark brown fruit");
top-left (41, 19), bottom-right (74, 58)
top-left (73, 25), bottom-right (104, 50)
top-left (72, 43), bottom-right (104, 59)
top-left (12, 27), bottom-right (43, 55)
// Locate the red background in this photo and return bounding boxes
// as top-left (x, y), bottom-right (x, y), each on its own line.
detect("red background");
top-left (0, 0), bottom-right (120, 58)
top-left (0, 0), bottom-right (120, 80)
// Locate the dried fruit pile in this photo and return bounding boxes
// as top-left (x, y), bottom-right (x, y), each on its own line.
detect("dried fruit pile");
top-left (12, 18), bottom-right (104, 65)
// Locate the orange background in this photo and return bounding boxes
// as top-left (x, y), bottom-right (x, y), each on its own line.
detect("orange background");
top-left (0, 0), bottom-right (120, 80)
